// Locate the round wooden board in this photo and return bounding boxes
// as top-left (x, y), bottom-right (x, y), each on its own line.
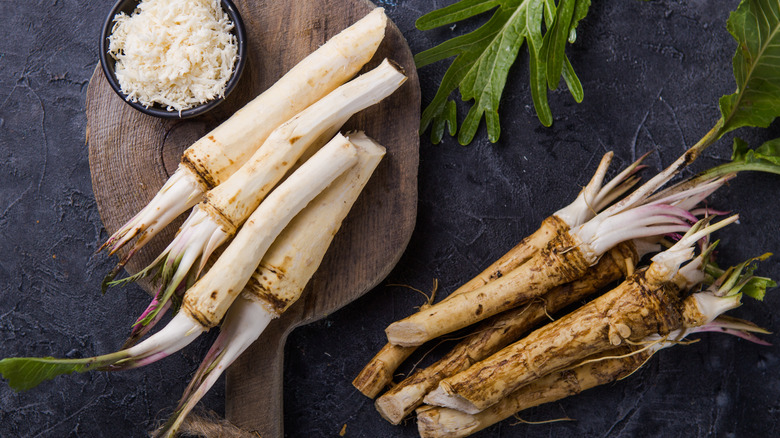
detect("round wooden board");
top-left (86, 1), bottom-right (419, 436)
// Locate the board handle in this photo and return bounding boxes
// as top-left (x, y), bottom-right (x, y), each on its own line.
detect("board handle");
top-left (226, 317), bottom-right (290, 436)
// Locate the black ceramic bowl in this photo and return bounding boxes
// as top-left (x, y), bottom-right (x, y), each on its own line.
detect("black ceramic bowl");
top-left (99, 0), bottom-right (247, 119)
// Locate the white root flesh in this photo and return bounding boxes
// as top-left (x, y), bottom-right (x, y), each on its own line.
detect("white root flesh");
top-left (205, 59), bottom-right (405, 227)
top-left (100, 8), bottom-right (388, 255)
top-left (182, 134), bottom-right (359, 327)
top-left (0, 133), bottom-right (384, 399)
top-left (244, 131), bottom-right (387, 314)
top-left (116, 61), bottom-right (404, 330)
top-left (157, 133), bottom-right (386, 436)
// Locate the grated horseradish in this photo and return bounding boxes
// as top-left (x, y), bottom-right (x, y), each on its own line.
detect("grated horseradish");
top-left (108, 0), bottom-right (238, 112)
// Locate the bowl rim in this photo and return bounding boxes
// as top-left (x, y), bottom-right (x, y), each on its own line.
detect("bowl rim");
top-left (99, 0), bottom-right (247, 119)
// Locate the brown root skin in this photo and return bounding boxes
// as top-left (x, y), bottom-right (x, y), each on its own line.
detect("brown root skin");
top-left (354, 216), bottom-right (569, 397)
top-left (452, 216), bottom-right (568, 294)
top-left (426, 267), bottom-right (686, 413)
top-left (181, 153), bottom-right (221, 190)
top-left (245, 265), bottom-right (294, 315)
top-left (681, 294), bottom-right (709, 328)
top-left (352, 343), bottom-right (416, 398)
top-left (375, 242), bottom-right (638, 424)
top-left (416, 345), bottom-right (650, 438)
top-left (385, 230), bottom-right (591, 347)
top-left (182, 136), bottom-right (360, 327)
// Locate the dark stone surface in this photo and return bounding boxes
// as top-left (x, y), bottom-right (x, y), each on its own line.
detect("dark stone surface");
top-left (1, 0), bottom-right (778, 437)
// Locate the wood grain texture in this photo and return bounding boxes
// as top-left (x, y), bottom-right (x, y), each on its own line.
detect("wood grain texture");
top-left (86, 0), bottom-right (418, 436)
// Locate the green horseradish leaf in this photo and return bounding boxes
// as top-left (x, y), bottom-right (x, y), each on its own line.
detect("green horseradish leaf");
top-left (691, 136), bottom-right (780, 183)
top-left (0, 352), bottom-right (128, 392)
top-left (706, 252), bottom-right (775, 301)
top-left (732, 136), bottom-right (780, 166)
top-left (415, 0), bottom-right (590, 145)
top-left (719, 0), bottom-right (780, 134)
top-left (741, 275), bottom-right (777, 300)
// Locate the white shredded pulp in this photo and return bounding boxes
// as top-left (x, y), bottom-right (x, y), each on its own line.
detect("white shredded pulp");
top-left (108, 0), bottom-right (238, 112)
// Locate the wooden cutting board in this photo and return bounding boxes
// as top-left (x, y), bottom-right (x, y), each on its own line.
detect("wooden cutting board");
top-left (86, 0), bottom-right (419, 436)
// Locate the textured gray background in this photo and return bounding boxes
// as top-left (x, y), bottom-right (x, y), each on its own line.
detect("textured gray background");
top-left (1, 0), bottom-right (779, 437)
